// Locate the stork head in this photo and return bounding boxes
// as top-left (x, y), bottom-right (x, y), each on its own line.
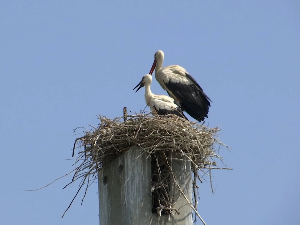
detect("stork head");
top-left (149, 50), bottom-right (164, 75)
top-left (133, 74), bottom-right (152, 93)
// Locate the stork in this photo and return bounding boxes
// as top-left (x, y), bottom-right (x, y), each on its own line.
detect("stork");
top-left (149, 50), bottom-right (211, 122)
top-left (133, 74), bottom-right (187, 119)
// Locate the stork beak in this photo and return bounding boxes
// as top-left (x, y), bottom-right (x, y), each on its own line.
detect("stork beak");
top-left (149, 60), bottom-right (156, 75)
top-left (133, 79), bottom-right (144, 93)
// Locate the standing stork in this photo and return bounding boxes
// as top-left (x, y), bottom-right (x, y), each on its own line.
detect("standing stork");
top-left (133, 74), bottom-right (187, 119)
top-left (149, 50), bottom-right (211, 122)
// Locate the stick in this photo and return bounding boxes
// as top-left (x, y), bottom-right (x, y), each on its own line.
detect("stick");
top-left (123, 107), bottom-right (128, 122)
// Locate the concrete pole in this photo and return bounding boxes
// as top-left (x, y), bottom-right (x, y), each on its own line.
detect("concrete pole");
top-left (98, 146), bottom-right (193, 225)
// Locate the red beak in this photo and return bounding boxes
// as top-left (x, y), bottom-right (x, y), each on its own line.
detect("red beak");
top-left (149, 60), bottom-right (156, 75)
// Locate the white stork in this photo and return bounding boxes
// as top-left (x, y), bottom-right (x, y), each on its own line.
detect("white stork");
top-left (133, 74), bottom-right (187, 119)
top-left (149, 50), bottom-right (211, 122)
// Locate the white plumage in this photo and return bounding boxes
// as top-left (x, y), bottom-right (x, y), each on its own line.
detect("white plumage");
top-left (133, 74), bottom-right (187, 119)
top-left (149, 50), bottom-right (211, 122)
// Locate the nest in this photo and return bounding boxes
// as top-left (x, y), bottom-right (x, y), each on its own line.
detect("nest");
top-left (66, 111), bottom-right (229, 223)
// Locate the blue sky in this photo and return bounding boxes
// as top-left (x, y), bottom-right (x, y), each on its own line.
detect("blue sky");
top-left (1, 1), bottom-right (300, 224)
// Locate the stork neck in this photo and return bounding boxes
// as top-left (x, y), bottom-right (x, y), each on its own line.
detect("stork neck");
top-left (144, 85), bottom-right (153, 106)
top-left (155, 57), bottom-right (163, 74)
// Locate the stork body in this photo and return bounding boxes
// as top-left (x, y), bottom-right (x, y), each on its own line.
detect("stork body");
top-left (149, 50), bottom-right (211, 122)
top-left (133, 74), bottom-right (187, 119)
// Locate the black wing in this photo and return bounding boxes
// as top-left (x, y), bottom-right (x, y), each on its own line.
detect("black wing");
top-left (153, 105), bottom-right (188, 120)
top-left (164, 73), bottom-right (211, 122)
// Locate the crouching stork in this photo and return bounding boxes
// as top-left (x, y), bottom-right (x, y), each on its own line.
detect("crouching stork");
top-left (133, 74), bottom-right (187, 119)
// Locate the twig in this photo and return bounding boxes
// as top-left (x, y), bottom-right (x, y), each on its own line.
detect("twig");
top-left (23, 169), bottom-right (76, 191)
top-left (163, 153), bottom-right (207, 225)
top-left (123, 107), bottom-right (128, 122)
